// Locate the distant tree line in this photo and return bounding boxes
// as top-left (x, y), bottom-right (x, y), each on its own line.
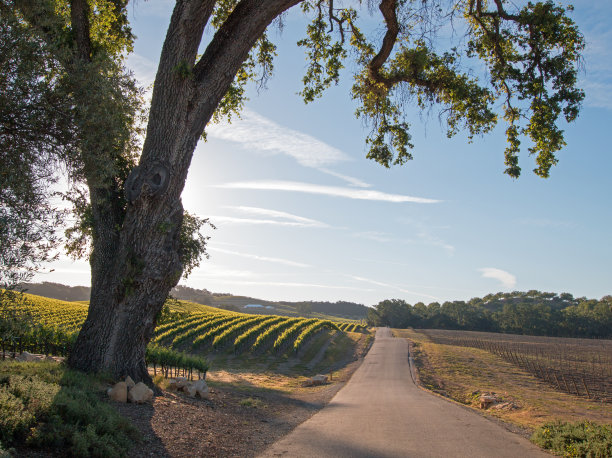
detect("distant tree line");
top-left (367, 291), bottom-right (612, 338)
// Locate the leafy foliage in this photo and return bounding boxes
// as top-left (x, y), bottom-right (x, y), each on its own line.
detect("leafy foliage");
top-left (532, 421), bottom-right (612, 458)
top-left (293, 320), bottom-right (338, 353)
top-left (272, 318), bottom-right (318, 352)
top-left (179, 212), bottom-right (215, 279)
top-left (233, 316), bottom-right (284, 350)
top-left (0, 360), bottom-right (138, 457)
top-left (296, 0), bottom-right (584, 177)
top-left (146, 345), bottom-right (208, 377)
top-left (368, 291), bottom-right (612, 338)
top-left (0, 6), bottom-right (68, 288)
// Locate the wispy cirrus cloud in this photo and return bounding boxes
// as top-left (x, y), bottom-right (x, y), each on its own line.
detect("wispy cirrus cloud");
top-left (206, 109), bottom-right (371, 187)
top-left (396, 218), bottom-right (454, 255)
top-left (216, 181), bottom-right (440, 204)
top-left (353, 231), bottom-right (398, 243)
top-left (581, 12), bottom-right (612, 110)
top-left (318, 168), bottom-right (371, 188)
top-left (478, 268), bottom-right (516, 289)
top-left (209, 279), bottom-right (375, 292)
top-left (188, 265), bottom-right (257, 279)
top-left (208, 216), bottom-right (326, 228)
top-left (229, 206), bottom-right (327, 226)
top-left (348, 275), bottom-right (442, 301)
top-left (415, 228), bottom-right (455, 255)
top-left (207, 109), bottom-right (348, 168)
top-left (209, 247), bottom-right (311, 268)
top-left (209, 206), bottom-right (330, 228)
top-left (353, 226), bottom-right (454, 255)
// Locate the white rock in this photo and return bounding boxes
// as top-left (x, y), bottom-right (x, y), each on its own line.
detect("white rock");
top-left (186, 383), bottom-right (197, 397)
top-left (125, 376), bottom-right (135, 389)
top-left (108, 382), bottom-right (128, 403)
top-left (187, 379), bottom-right (210, 399)
top-left (303, 374), bottom-right (329, 387)
top-left (15, 351), bottom-right (43, 362)
top-left (479, 395), bottom-right (497, 409)
top-left (174, 377), bottom-right (191, 389)
top-left (128, 382), bottom-right (153, 404)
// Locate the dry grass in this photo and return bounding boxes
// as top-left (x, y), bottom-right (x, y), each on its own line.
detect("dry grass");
top-left (394, 329), bottom-right (612, 431)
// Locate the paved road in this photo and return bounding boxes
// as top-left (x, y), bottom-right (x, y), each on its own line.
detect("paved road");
top-left (260, 327), bottom-right (548, 458)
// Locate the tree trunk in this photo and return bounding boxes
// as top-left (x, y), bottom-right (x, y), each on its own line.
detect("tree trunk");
top-left (68, 0), bottom-right (301, 383)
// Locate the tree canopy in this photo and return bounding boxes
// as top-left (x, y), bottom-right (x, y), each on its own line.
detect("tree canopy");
top-left (367, 291), bottom-right (612, 338)
top-left (218, 0), bottom-right (584, 178)
top-left (0, 6), bottom-right (68, 289)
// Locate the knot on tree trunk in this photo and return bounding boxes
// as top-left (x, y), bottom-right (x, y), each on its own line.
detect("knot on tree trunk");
top-left (125, 161), bottom-right (171, 203)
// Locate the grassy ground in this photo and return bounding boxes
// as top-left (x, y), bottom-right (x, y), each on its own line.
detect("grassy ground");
top-left (393, 329), bottom-right (612, 431)
top-left (0, 360), bottom-right (139, 457)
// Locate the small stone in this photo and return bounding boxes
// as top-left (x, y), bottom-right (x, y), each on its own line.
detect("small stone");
top-left (479, 395), bottom-right (497, 409)
top-left (15, 351), bottom-right (43, 362)
top-left (186, 383), bottom-right (197, 397)
top-left (125, 376), bottom-right (135, 389)
top-left (128, 382), bottom-right (153, 404)
top-left (166, 379), bottom-right (179, 391)
top-left (167, 377), bottom-right (191, 392)
top-left (303, 374), bottom-right (329, 387)
top-left (108, 382), bottom-right (128, 403)
top-left (189, 379), bottom-right (210, 399)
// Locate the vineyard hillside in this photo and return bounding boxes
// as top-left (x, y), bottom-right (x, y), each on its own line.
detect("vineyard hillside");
top-left (1, 292), bottom-right (371, 376)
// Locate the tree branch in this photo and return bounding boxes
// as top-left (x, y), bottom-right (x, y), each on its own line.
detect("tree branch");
top-left (70, 0), bottom-right (92, 62)
top-left (194, 0), bottom-right (300, 84)
top-left (367, 0), bottom-right (399, 86)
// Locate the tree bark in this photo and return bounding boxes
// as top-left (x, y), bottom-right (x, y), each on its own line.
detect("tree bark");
top-left (68, 0), bottom-right (301, 383)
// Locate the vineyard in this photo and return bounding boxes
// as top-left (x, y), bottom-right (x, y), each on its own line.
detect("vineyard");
top-left (152, 311), bottom-right (341, 355)
top-left (1, 292), bottom-right (360, 377)
top-left (420, 329), bottom-right (612, 402)
top-left (337, 322), bottom-right (368, 333)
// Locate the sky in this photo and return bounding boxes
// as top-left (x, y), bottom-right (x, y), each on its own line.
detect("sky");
top-left (34, 0), bottom-right (612, 306)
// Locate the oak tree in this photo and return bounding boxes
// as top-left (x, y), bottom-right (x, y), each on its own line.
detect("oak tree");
top-left (8, 0), bottom-right (584, 382)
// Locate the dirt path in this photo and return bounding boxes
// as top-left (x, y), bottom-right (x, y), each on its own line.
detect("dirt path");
top-left (259, 327), bottom-right (548, 458)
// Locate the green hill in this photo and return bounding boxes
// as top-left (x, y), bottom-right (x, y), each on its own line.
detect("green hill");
top-left (19, 282), bottom-right (369, 320)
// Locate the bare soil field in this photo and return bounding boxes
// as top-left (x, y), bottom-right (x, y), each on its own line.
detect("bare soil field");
top-left (394, 328), bottom-right (612, 432)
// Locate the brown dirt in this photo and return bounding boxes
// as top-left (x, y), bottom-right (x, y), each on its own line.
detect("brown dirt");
top-left (116, 360), bottom-right (361, 458)
top-left (113, 331), bottom-right (371, 458)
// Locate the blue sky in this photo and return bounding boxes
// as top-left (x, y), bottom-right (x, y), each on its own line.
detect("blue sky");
top-left (35, 1), bottom-right (612, 306)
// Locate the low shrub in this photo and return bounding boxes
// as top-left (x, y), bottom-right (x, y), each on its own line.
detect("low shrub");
top-left (532, 420), bottom-right (612, 458)
top-left (0, 360), bottom-right (139, 457)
